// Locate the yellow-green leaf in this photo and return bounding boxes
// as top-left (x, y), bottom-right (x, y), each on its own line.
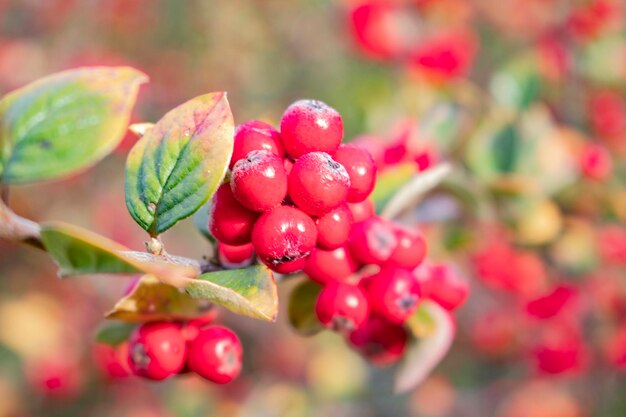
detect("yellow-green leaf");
top-left (185, 265), bottom-right (278, 322)
top-left (125, 92), bottom-right (234, 236)
top-left (0, 67), bottom-right (147, 184)
top-left (288, 279), bottom-right (324, 336)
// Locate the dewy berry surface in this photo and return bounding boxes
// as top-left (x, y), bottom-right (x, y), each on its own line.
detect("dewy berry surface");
top-left (280, 99), bottom-right (343, 158)
top-left (304, 246), bottom-right (360, 285)
top-left (230, 120), bottom-right (284, 168)
top-left (231, 150), bottom-right (288, 212)
top-left (315, 203), bottom-right (353, 250)
top-left (127, 322), bottom-right (187, 381)
top-left (288, 152), bottom-right (350, 216)
top-left (348, 216), bottom-right (398, 265)
top-left (187, 326), bottom-right (243, 384)
top-left (252, 205), bottom-right (317, 272)
top-left (333, 144), bottom-right (377, 203)
top-left (315, 283), bottom-right (370, 331)
top-left (363, 266), bottom-right (421, 324)
top-left (209, 184), bottom-right (259, 245)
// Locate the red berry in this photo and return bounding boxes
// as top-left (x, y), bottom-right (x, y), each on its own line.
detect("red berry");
top-left (304, 246), bottom-right (360, 285)
top-left (252, 206), bottom-right (317, 273)
top-left (230, 120), bottom-right (284, 169)
top-left (218, 243), bottom-right (254, 268)
top-left (315, 283), bottom-right (369, 331)
top-left (388, 224), bottom-right (427, 269)
top-left (348, 216), bottom-right (398, 265)
top-left (231, 150), bottom-right (288, 212)
top-left (316, 204), bottom-right (353, 250)
top-left (363, 266), bottom-right (421, 323)
top-left (414, 263), bottom-right (469, 311)
top-left (127, 322), bottom-right (187, 380)
top-left (93, 342), bottom-right (131, 379)
top-left (580, 143), bottom-right (612, 181)
top-left (532, 328), bottom-right (585, 375)
top-left (187, 326), bottom-right (242, 384)
top-left (288, 152), bottom-right (350, 216)
top-left (348, 198), bottom-right (375, 222)
top-left (348, 316), bottom-right (408, 366)
top-left (209, 184), bottom-right (258, 245)
top-left (333, 144), bottom-right (377, 203)
top-left (280, 99), bottom-right (343, 158)
top-left (351, 135), bottom-right (386, 170)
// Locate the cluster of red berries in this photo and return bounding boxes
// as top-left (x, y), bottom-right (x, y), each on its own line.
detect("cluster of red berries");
top-left (94, 319), bottom-right (242, 384)
top-left (208, 99), bottom-right (377, 273)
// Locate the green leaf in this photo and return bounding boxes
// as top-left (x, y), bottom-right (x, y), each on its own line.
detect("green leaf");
top-left (0, 67), bottom-right (147, 184)
top-left (371, 163), bottom-right (415, 214)
top-left (39, 221), bottom-right (198, 287)
top-left (185, 265), bottom-right (278, 322)
top-left (491, 123), bottom-right (520, 173)
top-left (106, 275), bottom-right (213, 322)
top-left (490, 54), bottom-right (540, 110)
top-left (288, 279), bottom-right (323, 336)
top-left (395, 301), bottom-right (455, 393)
top-left (380, 163), bottom-right (452, 220)
top-left (94, 322), bottom-right (136, 346)
top-left (125, 92), bottom-right (234, 236)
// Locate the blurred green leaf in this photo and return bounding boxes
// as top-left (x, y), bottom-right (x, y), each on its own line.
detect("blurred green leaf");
top-left (288, 279), bottom-right (323, 336)
top-left (106, 275), bottom-right (211, 322)
top-left (0, 67), bottom-right (147, 184)
top-left (395, 301), bottom-right (455, 393)
top-left (371, 163), bottom-right (415, 214)
top-left (490, 54), bottom-right (540, 110)
top-left (491, 123), bottom-right (519, 173)
top-left (125, 92), bottom-right (234, 236)
top-left (40, 221), bottom-right (198, 287)
top-left (185, 265), bottom-right (277, 322)
top-left (94, 322), bottom-right (135, 346)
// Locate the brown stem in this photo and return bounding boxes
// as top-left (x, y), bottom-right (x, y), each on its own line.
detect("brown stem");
top-left (0, 199), bottom-right (44, 250)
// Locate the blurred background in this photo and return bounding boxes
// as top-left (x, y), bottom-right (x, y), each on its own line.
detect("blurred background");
top-left (1, 0), bottom-right (625, 416)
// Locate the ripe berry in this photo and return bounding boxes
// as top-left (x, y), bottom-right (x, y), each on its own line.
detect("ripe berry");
top-left (363, 266), bottom-right (421, 323)
top-left (288, 152), bottom-right (350, 216)
top-left (252, 206), bottom-right (317, 273)
top-left (348, 198), bottom-right (375, 222)
top-left (127, 322), bottom-right (187, 381)
top-left (333, 144), bottom-right (377, 203)
top-left (280, 99), bottom-right (343, 158)
top-left (532, 329), bottom-right (585, 375)
top-left (348, 316), bottom-right (408, 366)
top-left (580, 143), bottom-right (612, 181)
top-left (209, 184), bottom-right (258, 245)
top-left (348, 216), bottom-right (398, 265)
top-left (231, 150), bottom-right (288, 212)
top-left (388, 224), bottom-right (427, 269)
top-left (93, 342), bottom-right (131, 378)
top-left (218, 243), bottom-right (254, 268)
top-left (187, 326), bottom-right (242, 384)
top-left (230, 120), bottom-right (284, 169)
top-left (315, 283), bottom-right (369, 331)
top-left (316, 204), bottom-right (353, 250)
top-left (304, 246), bottom-right (360, 285)
top-left (414, 263), bottom-right (469, 311)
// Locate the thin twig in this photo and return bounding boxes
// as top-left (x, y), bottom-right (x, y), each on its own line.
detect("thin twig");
top-left (0, 199), bottom-right (44, 249)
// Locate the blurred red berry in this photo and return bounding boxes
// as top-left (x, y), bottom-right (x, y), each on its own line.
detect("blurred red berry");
top-left (348, 315), bottom-right (408, 366)
top-left (304, 246), bottom-right (361, 285)
top-left (209, 184), bottom-right (259, 245)
top-left (315, 283), bottom-right (370, 331)
top-left (187, 326), bottom-right (242, 384)
top-left (127, 322), bottom-right (187, 381)
top-left (316, 203), bottom-right (353, 250)
top-left (333, 144), bottom-right (377, 203)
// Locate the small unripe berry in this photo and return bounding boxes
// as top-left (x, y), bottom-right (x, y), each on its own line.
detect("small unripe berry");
top-left (127, 322), bottom-right (187, 381)
top-left (252, 206), bottom-right (317, 273)
top-left (316, 204), bottom-right (353, 250)
top-left (231, 150), bottom-right (288, 212)
top-left (315, 283), bottom-right (369, 331)
top-left (348, 216), bottom-right (398, 265)
top-left (304, 246), bottom-right (360, 285)
top-left (209, 184), bottom-right (258, 245)
top-left (218, 243), bottom-right (254, 268)
top-left (362, 266), bottom-right (421, 323)
top-left (187, 326), bottom-right (242, 384)
top-left (280, 99), bottom-right (343, 158)
top-left (348, 316), bottom-right (408, 366)
top-left (348, 198), bottom-right (375, 223)
top-left (230, 120), bottom-right (284, 168)
top-left (333, 144), bottom-right (377, 203)
top-left (388, 224), bottom-right (427, 269)
top-left (288, 152), bottom-right (350, 216)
